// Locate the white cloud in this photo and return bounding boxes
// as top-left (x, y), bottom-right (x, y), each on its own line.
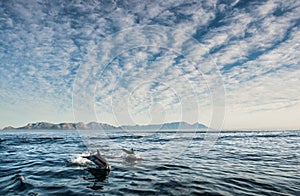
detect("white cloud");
top-left (0, 0), bottom-right (299, 129)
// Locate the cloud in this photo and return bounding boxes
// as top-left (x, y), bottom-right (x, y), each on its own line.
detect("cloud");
top-left (0, 0), bottom-right (299, 129)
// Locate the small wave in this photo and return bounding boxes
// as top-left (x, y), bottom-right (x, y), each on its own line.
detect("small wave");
top-left (37, 137), bottom-right (64, 140)
top-left (118, 187), bottom-right (157, 195)
top-left (0, 174), bottom-right (34, 194)
top-left (154, 164), bottom-right (191, 171)
top-left (108, 135), bottom-right (144, 140)
top-left (164, 164), bottom-right (191, 170)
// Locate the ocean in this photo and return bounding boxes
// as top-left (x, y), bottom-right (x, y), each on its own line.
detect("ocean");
top-left (0, 129), bottom-right (299, 195)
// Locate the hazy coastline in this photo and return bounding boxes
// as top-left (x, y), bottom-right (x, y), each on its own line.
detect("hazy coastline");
top-left (2, 121), bottom-right (207, 131)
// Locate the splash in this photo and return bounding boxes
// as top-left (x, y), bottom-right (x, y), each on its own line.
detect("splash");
top-left (67, 153), bottom-right (93, 167)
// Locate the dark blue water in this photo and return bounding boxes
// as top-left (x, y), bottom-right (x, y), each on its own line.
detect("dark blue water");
top-left (0, 130), bottom-right (299, 195)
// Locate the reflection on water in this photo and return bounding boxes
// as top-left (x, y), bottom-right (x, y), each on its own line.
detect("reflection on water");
top-left (84, 167), bottom-right (109, 190)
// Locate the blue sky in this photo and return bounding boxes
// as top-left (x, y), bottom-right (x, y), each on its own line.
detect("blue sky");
top-left (0, 0), bottom-right (299, 130)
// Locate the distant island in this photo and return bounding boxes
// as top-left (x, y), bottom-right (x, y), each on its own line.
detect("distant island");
top-left (2, 121), bottom-right (207, 130)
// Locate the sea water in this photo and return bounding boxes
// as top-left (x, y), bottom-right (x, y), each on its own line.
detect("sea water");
top-left (0, 130), bottom-right (299, 195)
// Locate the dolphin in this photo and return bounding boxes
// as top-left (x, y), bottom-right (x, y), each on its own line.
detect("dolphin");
top-left (122, 148), bottom-right (135, 155)
top-left (82, 150), bottom-right (110, 171)
top-left (122, 148), bottom-right (141, 162)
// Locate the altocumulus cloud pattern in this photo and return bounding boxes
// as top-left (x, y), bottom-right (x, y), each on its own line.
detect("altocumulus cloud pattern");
top-left (0, 0), bottom-right (299, 130)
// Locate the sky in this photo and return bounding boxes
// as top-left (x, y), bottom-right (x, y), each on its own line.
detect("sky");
top-left (0, 0), bottom-right (299, 130)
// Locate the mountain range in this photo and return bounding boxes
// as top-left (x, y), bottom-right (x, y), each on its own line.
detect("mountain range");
top-left (2, 121), bottom-right (207, 130)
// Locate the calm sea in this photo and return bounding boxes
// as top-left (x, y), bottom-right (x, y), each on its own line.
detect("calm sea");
top-left (0, 129), bottom-right (299, 195)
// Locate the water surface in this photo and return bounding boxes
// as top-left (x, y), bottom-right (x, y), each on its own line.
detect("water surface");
top-left (0, 130), bottom-right (299, 195)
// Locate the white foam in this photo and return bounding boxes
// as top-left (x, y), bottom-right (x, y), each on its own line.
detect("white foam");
top-left (124, 152), bottom-right (142, 162)
top-left (70, 153), bottom-right (92, 166)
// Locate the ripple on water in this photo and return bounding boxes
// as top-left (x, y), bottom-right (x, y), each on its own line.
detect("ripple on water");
top-left (0, 130), bottom-right (299, 195)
